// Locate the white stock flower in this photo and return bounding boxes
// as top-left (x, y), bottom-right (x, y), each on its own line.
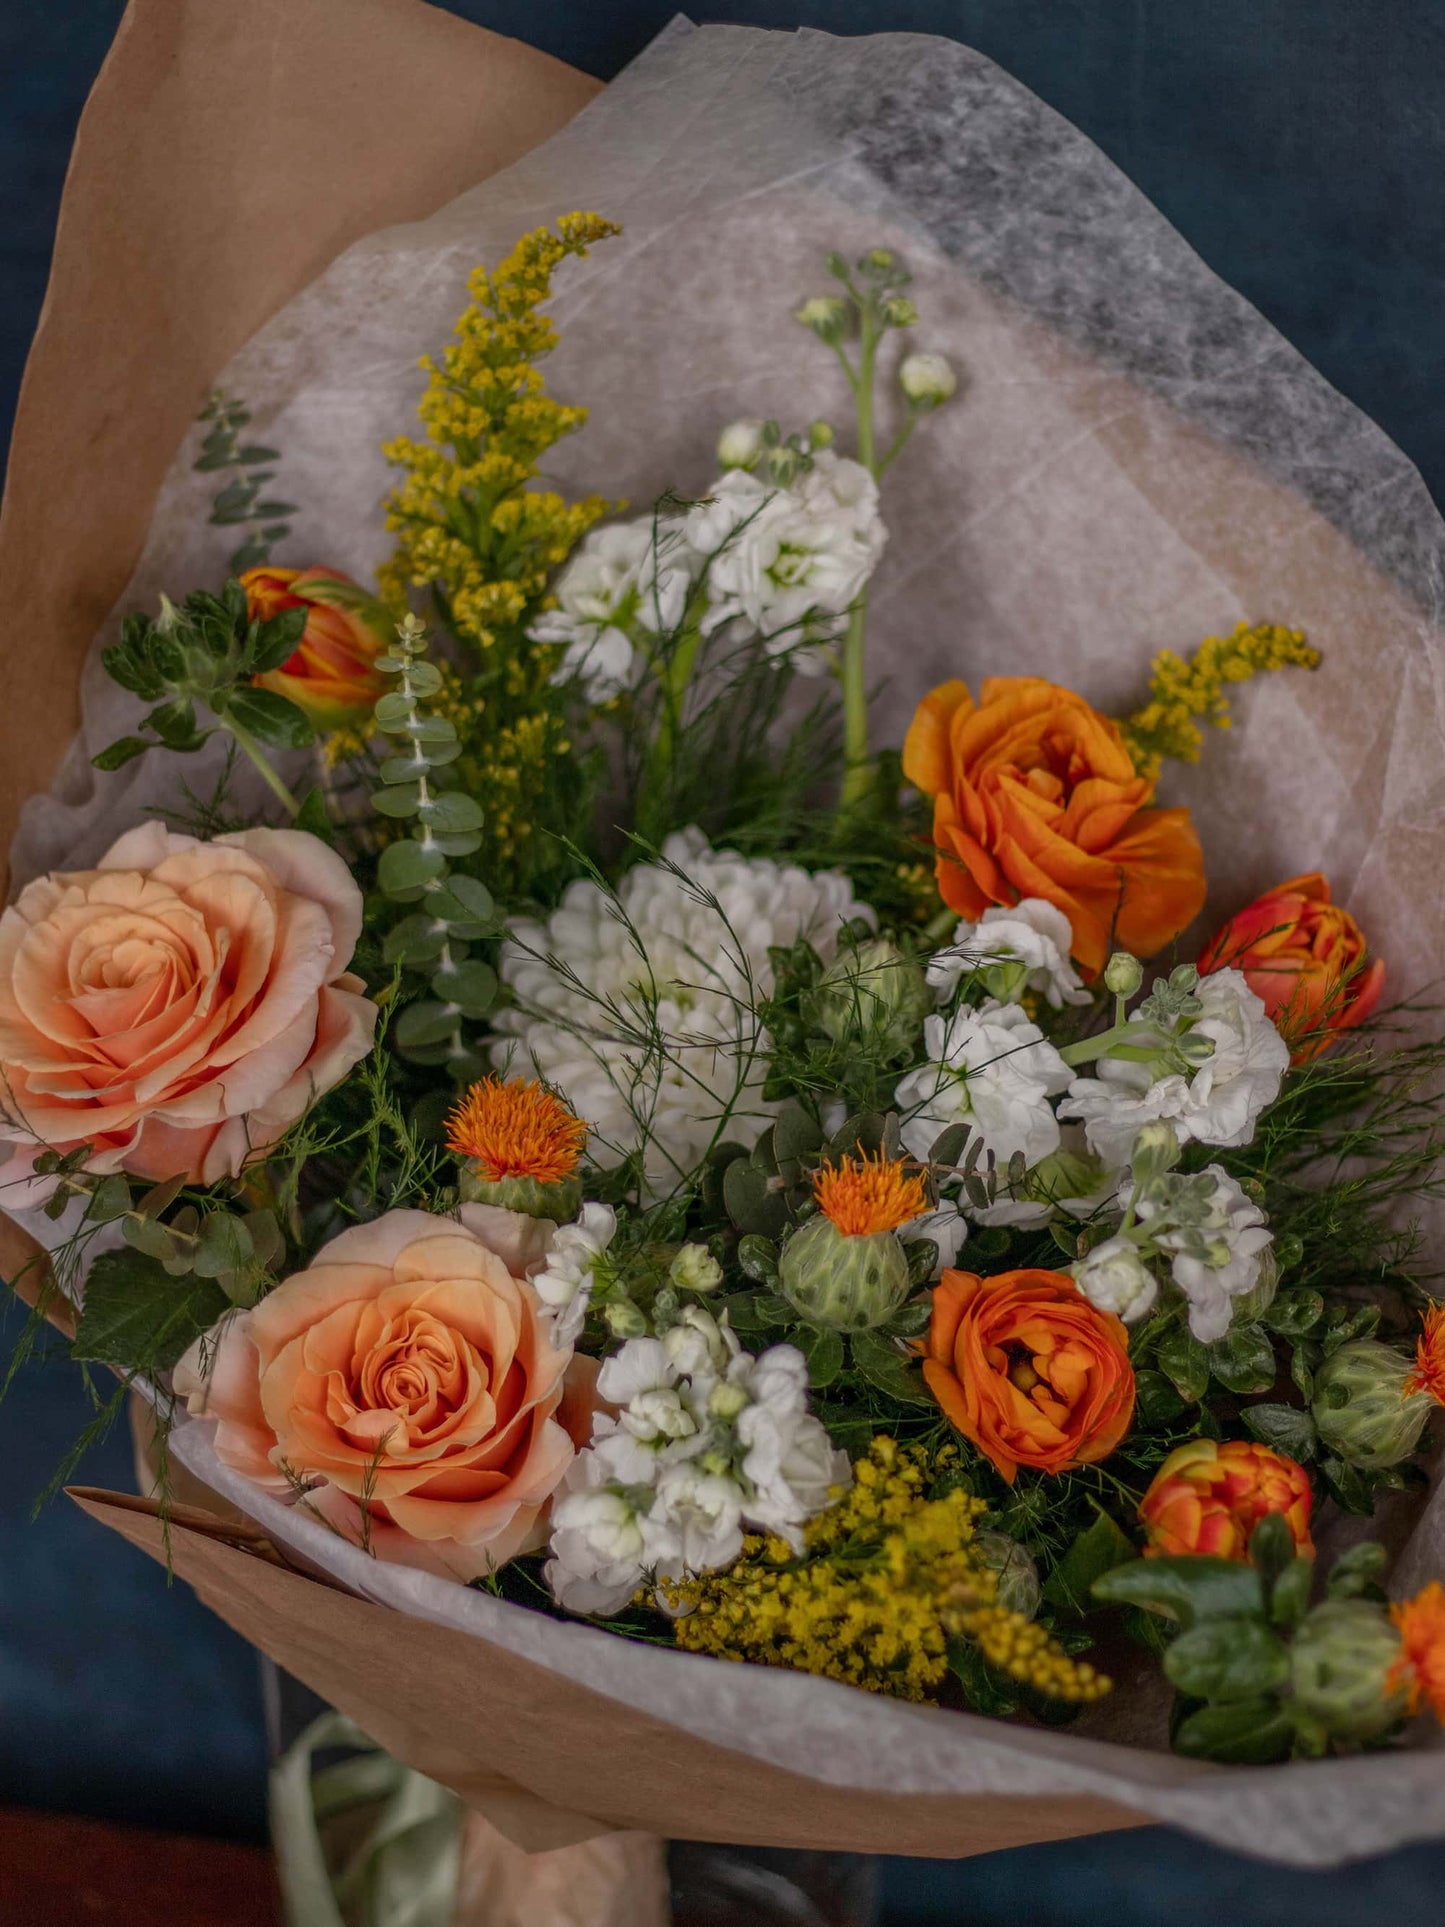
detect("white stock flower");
top-left (685, 451), bottom-right (886, 666)
top-left (651, 1463), bottom-right (746, 1575)
top-left (926, 900), bottom-right (1089, 1010)
top-left (529, 1201), bottom-right (616, 1347)
top-left (545, 1462), bottom-right (651, 1616)
top-left (1148, 1165), bottom-right (1274, 1344)
top-left (529, 518), bottom-right (693, 702)
top-left (1060, 969), bottom-right (1289, 1169)
top-left (895, 1001), bottom-right (1072, 1176)
top-left (495, 828), bottom-right (872, 1189)
top-left (1071, 1235), bottom-right (1158, 1324)
top-left (661, 1303), bottom-right (740, 1380)
top-left (737, 1399), bottom-right (849, 1551)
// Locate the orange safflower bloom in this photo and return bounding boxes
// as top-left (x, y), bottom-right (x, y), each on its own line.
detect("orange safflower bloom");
top-left (903, 676), bottom-right (1205, 977)
top-left (1199, 873), bottom-right (1384, 1063)
top-left (813, 1151), bottom-right (929, 1237)
top-left (924, 1268), bottom-right (1135, 1483)
top-left (1404, 1302), bottom-right (1445, 1407)
top-left (1138, 1437), bottom-right (1314, 1561)
top-left (242, 565), bottom-right (391, 729)
top-left (1387, 1581), bottom-right (1445, 1724)
top-left (446, 1076), bottom-right (587, 1184)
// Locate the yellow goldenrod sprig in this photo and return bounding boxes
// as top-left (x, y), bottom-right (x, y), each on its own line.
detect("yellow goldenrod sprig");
top-left (659, 1437), bottom-right (1108, 1707)
top-left (1119, 620), bottom-right (1320, 784)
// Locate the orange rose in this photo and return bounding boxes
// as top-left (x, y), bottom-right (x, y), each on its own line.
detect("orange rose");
top-left (1198, 873), bottom-right (1384, 1063)
top-left (241, 565), bottom-right (390, 729)
top-left (1138, 1438), bottom-right (1314, 1561)
top-left (924, 1267), bottom-right (1135, 1482)
top-left (0, 823), bottom-right (375, 1185)
top-left (177, 1206), bottom-right (596, 1580)
top-left (903, 676), bottom-right (1206, 976)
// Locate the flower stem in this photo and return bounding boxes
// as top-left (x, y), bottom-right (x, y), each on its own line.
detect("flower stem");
top-left (837, 307), bottom-right (882, 812)
top-left (639, 614), bottom-right (703, 830)
top-left (225, 719), bottom-right (301, 818)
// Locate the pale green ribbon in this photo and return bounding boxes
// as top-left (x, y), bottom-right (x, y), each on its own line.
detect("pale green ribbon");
top-left (270, 1711), bottom-right (464, 1927)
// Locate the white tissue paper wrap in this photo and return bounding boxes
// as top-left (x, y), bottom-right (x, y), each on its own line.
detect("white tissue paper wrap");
top-left (7, 21), bottom-right (1443, 1865)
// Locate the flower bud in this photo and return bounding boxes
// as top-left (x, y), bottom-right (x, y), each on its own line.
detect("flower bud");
top-left (806, 938), bottom-right (931, 1059)
top-left (1311, 1340), bottom-right (1433, 1470)
top-left (1103, 950), bottom-right (1144, 998)
top-left (716, 418), bottom-right (767, 470)
top-left (605, 1299), bottom-right (649, 1340)
top-left (708, 1379), bottom-right (750, 1421)
top-left (242, 565), bottom-right (391, 729)
top-left (1071, 1235), bottom-right (1158, 1324)
top-left (778, 1213), bottom-right (912, 1331)
top-left (1290, 1599), bottom-right (1409, 1741)
top-left (973, 1531), bottom-right (1042, 1619)
top-left (880, 295), bottom-right (919, 328)
top-left (795, 295), bottom-right (852, 344)
top-left (898, 351), bottom-right (957, 408)
top-left (669, 1242), bottom-right (723, 1295)
top-left (1128, 1119), bottom-right (1182, 1181)
top-left (860, 248), bottom-right (895, 273)
top-left (806, 419), bottom-right (835, 450)
top-left (1139, 1437), bottom-right (1314, 1560)
top-left (448, 1076), bottom-right (586, 1221)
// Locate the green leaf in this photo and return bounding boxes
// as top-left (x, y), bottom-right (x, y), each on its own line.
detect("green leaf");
top-left (773, 1102), bottom-right (824, 1171)
top-left (723, 1159), bottom-right (787, 1237)
top-left (1156, 1323), bottom-right (1210, 1402)
top-left (825, 1111), bottom-right (887, 1161)
top-left (432, 959), bottom-right (497, 1016)
top-left (1091, 1556), bottom-right (1264, 1627)
top-left (927, 1121), bottom-right (973, 1168)
top-left (1247, 1511), bottom-right (1296, 1598)
top-left (849, 1328), bottom-right (934, 1406)
top-left (136, 1174), bottom-right (187, 1218)
top-left (1240, 1401), bottom-right (1317, 1462)
top-left (1044, 1506), bottom-right (1138, 1614)
top-left (902, 1237), bottom-right (939, 1287)
top-left (248, 606), bottom-right (308, 673)
top-left (394, 1001), bottom-right (460, 1050)
top-left (293, 786), bottom-right (335, 842)
top-left (1133, 1368), bottom-right (1188, 1427)
top-left (1262, 1287), bottom-right (1325, 1338)
top-left (147, 699), bottom-right (209, 752)
top-left (1326, 1539), bottom-right (1388, 1601)
top-left (83, 1176), bottom-right (133, 1224)
top-left (1172, 1699), bottom-right (1293, 1765)
top-left (227, 686), bottom-right (315, 749)
top-left (736, 1235), bottom-right (779, 1286)
top-left (1319, 1454), bottom-right (1377, 1515)
top-left (373, 783), bottom-right (423, 818)
top-left (426, 875), bottom-right (501, 935)
top-left (1206, 1322), bottom-right (1277, 1395)
top-left (191, 1212), bottom-right (255, 1279)
top-left (947, 1637), bottom-right (1021, 1718)
top-left (1164, 1617), bottom-right (1290, 1703)
top-left (417, 790), bottom-right (484, 834)
top-left (401, 661), bottom-right (444, 697)
top-left (72, 1246), bottom-right (229, 1374)
top-left (1270, 1557), bottom-right (1314, 1628)
top-left (92, 736), bottom-right (152, 772)
top-left (801, 1326), bottom-right (844, 1388)
top-left (377, 839), bottom-right (448, 895)
top-left (382, 914), bottom-right (451, 967)
top-left (374, 691), bottom-right (417, 731)
top-left (120, 1215), bottom-right (175, 1261)
top-left (242, 1208), bottom-right (285, 1272)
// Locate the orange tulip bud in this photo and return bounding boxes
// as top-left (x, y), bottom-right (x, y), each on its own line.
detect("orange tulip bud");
top-left (903, 677), bottom-right (1205, 978)
top-left (241, 565), bottom-right (391, 729)
top-left (1138, 1437), bottom-right (1314, 1562)
top-left (1198, 874), bottom-right (1383, 1063)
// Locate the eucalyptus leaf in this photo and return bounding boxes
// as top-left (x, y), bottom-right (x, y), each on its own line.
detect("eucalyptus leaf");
top-left (372, 783), bottom-right (423, 819)
top-left (383, 915), bottom-right (451, 967)
top-left (394, 1001), bottom-right (461, 1050)
top-left (433, 959), bottom-right (497, 1016)
top-left (377, 839), bottom-right (448, 895)
top-left (416, 791), bottom-right (483, 834)
top-left (84, 1176), bottom-right (133, 1224)
top-left (192, 1212), bottom-right (255, 1279)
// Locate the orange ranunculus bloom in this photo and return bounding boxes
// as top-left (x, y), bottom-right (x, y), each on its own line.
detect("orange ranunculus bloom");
top-left (1138, 1437), bottom-right (1314, 1562)
top-left (903, 676), bottom-right (1206, 977)
top-left (924, 1267), bottom-right (1135, 1483)
top-left (241, 564), bottom-right (391, 729)
top-left (1198, 873), bottom-right (1384, 1063)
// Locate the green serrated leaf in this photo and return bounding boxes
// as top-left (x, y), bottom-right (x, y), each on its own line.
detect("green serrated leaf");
top-left (1206, 1322), bottom-right (1277, 1395)
top-left (849, 1328), bottom-right (934, 1405)
top-left (1262, 1287), bottom-right (1325, 1338)
top-left (802, 1325), bottom-right (844, 1388)
top-left (72, 1246), bottom-right (229, 1374)
top-left (227, 686), bottom-right (315, 749)
top-left (1240, 1400), bottom-right (1318, 1462)
top-left (248, 606), bottom-right (308, 673)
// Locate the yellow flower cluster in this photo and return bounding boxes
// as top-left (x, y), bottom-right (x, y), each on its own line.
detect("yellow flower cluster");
top-left (1119, 620), bottom-right (1321, 782)
top-left (660, 1437), bottom-right (1108, 1707)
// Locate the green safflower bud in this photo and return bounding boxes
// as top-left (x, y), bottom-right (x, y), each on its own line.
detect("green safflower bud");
top-left (1103, 950), bottom-right (1144, 998)
top-left (777, 1213), bottom-right (912, 1331)
top-left (805, 938), bottom-right (931, 1060)
top-left (669, 1242), bottom-right (723, 1295)
top-left (457, 1169), bottom-right (581, 1220)
top-left (973, 1531), bottom-right (1042, 1619)
top-left (1311, 1340), bottom-right (1433, 1470)
top-left (1290, 1599), bottom-right (1409, 1741)
top-left (795, 295), bottom-right (852, 344)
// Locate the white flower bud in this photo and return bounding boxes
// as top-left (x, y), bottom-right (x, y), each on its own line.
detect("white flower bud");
top-left (669, 1242), bottom-right (723, 1295)
top-left (1129, 1119), bottom-right (1182, 1180)
top-left (716, 418), bottom-right (766, 470)
top-left (1072, 1234), bottom-right (1158, 1323)
top-left (806, 419), bottom-right (835, 450)
top-left (605, 1299), bottom-right (649, 1339)
top-left (1103, 950), bottom-right (1144, 998)
top-left (708, 1379), bottom-right (750, 1421)
top-left (796, 295), bottom-right (852, 343)
top-left (898, 351), bottom-right (957, 407)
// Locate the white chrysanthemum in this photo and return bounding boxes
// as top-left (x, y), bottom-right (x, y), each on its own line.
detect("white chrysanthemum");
top-left (494, 828), bottom-right (872, 1191)
top-left (685, 451), bottom-right (886, 667)
top-left (1060, 969), bottom-right (1289, 1169)
top-left (926, 899), bottom-right (1089, 1009)
top-left (529, 518), bottom-right (694, 702)
top-left (894, 1001), bottom-right (1072, 1176)
top-left (1145, 1165), bottom-right (1274, 1344)
top-left (529, 1201), bottom-right (616, 1347)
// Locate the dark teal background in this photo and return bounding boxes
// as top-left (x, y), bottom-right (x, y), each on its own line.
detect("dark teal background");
top-left (3, 4), bottom-right (1443, 1919)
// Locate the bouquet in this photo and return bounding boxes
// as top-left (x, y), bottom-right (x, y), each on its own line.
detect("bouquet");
top-left (5, 5), bottom-right (1444, 1883)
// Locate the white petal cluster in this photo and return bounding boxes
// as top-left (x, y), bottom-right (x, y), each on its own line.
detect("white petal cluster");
top-left (494, 829), bottom-right (872, 1190)
top-left (1060, 970), bottom-right (1289, 1170)
top-left (926, 900), bottom-right (1089, 1010)
top-left (894, 1002), bottom-right (1072, 1175)
top-left (1142, 1165), bottom-right (1274, 1344)
top-left (529, 518), bottom-right (694, 702)
top-left (529, 1201), bottom-right (617, 1348)
top-left (544, 1309), bottom-right (848, 1615)
top-left (1071, 1234), bottom-right (1159, 1324)
top-left (684, 451), bottom-right (886, 668)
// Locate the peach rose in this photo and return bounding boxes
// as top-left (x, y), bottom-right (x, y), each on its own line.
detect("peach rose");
top-left (903, 676), bottom-right (1206, 977)
top-left (924, 1267), bottom-right (1136, 1482)
top-left (0, 822), bottom-right (375, 1185)
top-left (241, 565), bottom-right (390, 729)
top-left (176, 1206), bottom-right (593, 1579)
top-left (1198, 873), bottom-right (1384, 1063)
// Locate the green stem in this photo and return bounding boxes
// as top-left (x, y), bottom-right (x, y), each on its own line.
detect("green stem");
top-left (225, 720), bottom-right (301, 818)
top-left (640, 616), bottom-right (703, 828)
top-left (837, 308), bottom-right (881, 812)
